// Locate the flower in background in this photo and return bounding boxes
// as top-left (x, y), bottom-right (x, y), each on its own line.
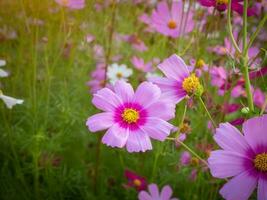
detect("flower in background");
top-left (87, 64), bottom-right (106, 94)
top-left (0, 59), bottom-right (8, 77)
top-left (151, 1), bottom-right (194, 38)
top-left (86, 81), bottom-right (175, 152)
top-left (122, 34), bottom-right (148, 52)
top-left (180, 151), bottom-right (191, 166)
top-left (107, 63), bottom-right (133, 84)
top-left (138, 183), bottom-right (179, 200)
top-left (189, 58), bottom-right (209, 76)
top-left (131, 56), bottom-right (152, 72)
top-left (208, 115), bottom-right (267, 200)
top-left (198, 0), bottom-right (257, 16)
top-left (149, 54), bottom-right (201, 104)
top-left (55, 0), bottom-right (85, 9)
top-left (0, 90), bottom-right (23, 109)
top-left (124, 170), bottom-right (147, 191)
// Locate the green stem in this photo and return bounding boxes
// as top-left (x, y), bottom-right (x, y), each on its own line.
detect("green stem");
top-left (242, 0), bottom-right (254, 112)
top-left (198, 97), bottom-right (217, 128)
top-left (227, 0), bottom-right (241, 54)
top-left (245, 15), bottom-right (267, 53)
top-left (167, 137), bottom-right (208, 166)
top-left (260, 94), bottom-right (267, 115)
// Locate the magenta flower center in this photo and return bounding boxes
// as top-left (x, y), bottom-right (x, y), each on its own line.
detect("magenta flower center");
top-left (216, 0), bottom-right (228, 4)
top-left (168, 20), bottom-right (177, 29)
top-left (121, 108), bottom-right (140, 124)
top-left (254, 153), bottom-right (267, 172)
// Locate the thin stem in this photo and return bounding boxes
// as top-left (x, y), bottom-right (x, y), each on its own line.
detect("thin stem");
top-left (260, 94), bottom-right (267, 115)
top-left (227, 0), bottom-right (241, 54)
top-left (198, 97), bottom-right (217, 128)
top-left (245, 15), bottom-right (267, 53)
top-left (167, 137), bottom-right (208, 166)
top-left (242, 0), bottom-right (254, 112)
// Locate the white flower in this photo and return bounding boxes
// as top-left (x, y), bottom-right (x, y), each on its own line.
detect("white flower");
top-left (107, 63), bottom-right (133, 84)
top-left (0, 91), bottom-right (24, 109)
top-left (145, 72), bottom-right (162, 79)
top-left (0, 59), bottom-right (8, 77)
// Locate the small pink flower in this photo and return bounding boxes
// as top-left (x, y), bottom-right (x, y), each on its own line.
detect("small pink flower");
top-left (55, 0), bottom-right (85, 9)
top-left (86, 81), bottom-right (175, 152)
top-left (124, 170), bottom-right (147, 191)
top-left (151, 1), bottom-right (194, 38)
top-left (180, 151), bottom-right (191, 166)
top-left (131, 56), bottom-right (153, 72)
top-left (208, 115), bottom-right (267, 200)
top-left (138, 184), bottom-right (179, 200)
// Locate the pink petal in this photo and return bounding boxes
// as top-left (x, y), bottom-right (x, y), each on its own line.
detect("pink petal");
top-left (158, 54), bottom-right (189, 81)
top-left (148, 184), bottom-right (160, 198)
top-left (92, 88), bottom-right (122, 111)
top-left (171, 1), bottom-right (182, 22)
top-left (220, 170), bottom-right (257, 200)
top-left (243, 115), bottom-right (267, 151)
top-left (133, 82), bottom-right (161, 108)
top-left (86, 112), bottom-right (114, 132)
top-left (138, 191), bottom-right (152, 200)
top-left (258, 178), bottom-right (267, 200)
top-left (160, 185), bottom-right (173, 200)
top-left (156, 1), bottom-right (171, 21)
top-left (141, 117), bottom-right (173, 141)
top-left (208, 150), bottom-right (250, 178)
top-left (114, 81), bottom-right (134, 103)
top-left (102, 124), bottom-right (129, 148)
top-left (146, 101), bottom-right (175, 120)
top-left (126, 129), bottom-right (152, 153)
top-left (214, 123), bottom-right (251, 154)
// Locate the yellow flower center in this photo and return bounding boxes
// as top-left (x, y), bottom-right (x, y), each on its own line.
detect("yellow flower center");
top-left (254, 153), bottom-right (267, 172)
top-left (216, 0), bottom-right (228, 4)
top-left (168, 20), bottom-right (177, 29)
top-left (133, 179), bottom-right (142, 187)
top-left (122, 108), bottom-right (139, 124)
top-left (116, 72), bottom-right (123, 78)
top-left (195, 59), bottom-right (205, 69)
top-left (182, 74), bottom-right (200, 94)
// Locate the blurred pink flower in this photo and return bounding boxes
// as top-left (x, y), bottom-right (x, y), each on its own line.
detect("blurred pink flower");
top-left (55, 0), bottom-right (85, 9)
top-left (138, 184), bottom-right (178, 200)
top-left (151, 1), bottom-right (194, 38)
top-left (131, 56), bottom-right (152, 72)
top-left (180, 151), bottom-right (191, 166)
top-left (124, 170), bottom-right (147, 191)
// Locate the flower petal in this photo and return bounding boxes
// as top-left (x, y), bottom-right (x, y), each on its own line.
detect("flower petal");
top-left (102, 124), bottom-right (129, 148)
top-left (146, 100), bottom-right (175, 120)
top-left (208, 150), bottom-right (250, 178)
top-left (158, 54), bottom-right (189, 81)
top-left (148, 184), bottom-right (160, 198)
top-left (219, 170), bottom-right (257, 200)
top-left (141, 117), bottom-right (173, 141)
top-left (86, 112), bottom-right (114, 132)
top-left (92, 88), bottom-right (122, 111)
top-left (114, 80), bottom-right (134, 103)
top-left (258, 178), bottom-right (267, 200)
top-left (160, 185), bottom-right (173, 200)
top-left (243, 115), bottom-right (267, 152)
top-left (214, 123), bottom-right (251, 154)
top-left (126, 129), bottom-right (152, 153)
top-left (133, 82), bottom-right (161, 108)
top-left (138, 191), bottom-right (152, 200)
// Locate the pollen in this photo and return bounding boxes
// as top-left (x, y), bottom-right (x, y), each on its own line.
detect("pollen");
top-left (182, 74), bottom-right (200, 94)
top-left (254, 153), bottom-right (267, 172)
top-left (168, 20), bottom-right (177, 29)
top-left (122, 108), bottom-right (139, 124)
top-left (133, 179), bottom-right (142, 187)
top-left (116, 72), bottom-right (123, 78)
top-left (216, 0), bottom-right (228, 4)
top-left (195, 59), bottom-right (205, 69)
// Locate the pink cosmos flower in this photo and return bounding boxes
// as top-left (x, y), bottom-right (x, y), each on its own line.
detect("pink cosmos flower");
top-left (149, 54), bottom-right (200, 104)
top-left (131, 56), bottom-right (152, 72)
top-left (124, 170), bottom-right (147, 191)
top-left (86, 81), bottom-right (175, 152)
top-left (151, 1), bottom-right (194, 38)
top-left (180, 151), bottom-right (191, 166)
top-left (55, 0), bottom-right (85, 9)
top-left (198, 0), bottom-right (256, 16)
top-left (208, 115), bottom-right (267, 200)
top-left (138, 183), bottom-right (178, 200)
top-left (122, 34), bottom-right (148, 52)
